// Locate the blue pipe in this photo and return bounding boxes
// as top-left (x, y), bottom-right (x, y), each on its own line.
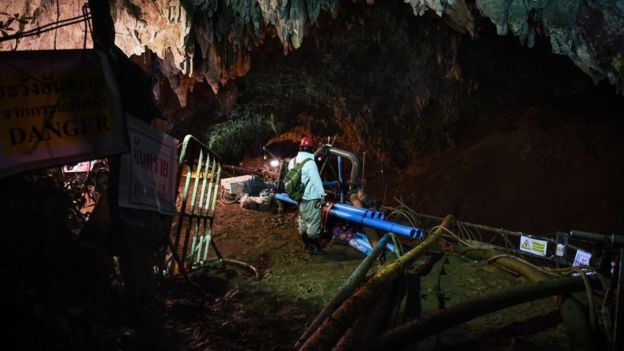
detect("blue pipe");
top-left (349, 237), bottom-right (373, 255)
top-left (276, 193), bottom-right (384, 220)
top-left (275, 192), bottom-right (298, 206)
top-left (275, 193), bottom-right (422, 238)
top-left (323, 181), bottom-right (338, 187)
top-left (354, 232), bottom-right (396, 253)
top-left (333, 202), bottom-right (385, 220)
top-left (349, 235), bottom-right (395, 255)
top-left (330, 209), bottom-right (423, 239)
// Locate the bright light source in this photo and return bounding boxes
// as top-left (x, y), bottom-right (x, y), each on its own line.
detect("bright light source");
top-left (270, 159), bottom-right (280, 168)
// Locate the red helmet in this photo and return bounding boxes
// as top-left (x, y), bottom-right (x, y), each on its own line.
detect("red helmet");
top-left (300, 136), bottom-right (314, 147)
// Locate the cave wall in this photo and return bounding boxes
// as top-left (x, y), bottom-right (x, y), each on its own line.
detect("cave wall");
top-left (225, 1), bottom-right (623, 160)
top-left (235, 2), bottom-right (466, 166)
top-left (0, 0), bottom-right (188, 65)
top-left (2, 0), bottom-right (622, 109)
top-left (218, 1), bottom-right (624, 234)
top-left (2, 0), bottom-right (623, 233)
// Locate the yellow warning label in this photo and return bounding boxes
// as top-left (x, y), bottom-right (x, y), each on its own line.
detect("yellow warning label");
top-left (532, 241), bottom-right (545, 253)
top-left (519, 235), bottom-right (548, 256)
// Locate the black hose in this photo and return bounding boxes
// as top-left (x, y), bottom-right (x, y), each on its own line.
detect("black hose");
top-left (363, 276), bottom-right (598, 351)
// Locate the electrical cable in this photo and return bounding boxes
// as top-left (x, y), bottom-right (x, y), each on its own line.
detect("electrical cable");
top-left (430, 224), bottom-right (474, 248)
top-left (53, 0), bottom-right (60, 49)
top-left (0, 11), bottom-right (92, 43)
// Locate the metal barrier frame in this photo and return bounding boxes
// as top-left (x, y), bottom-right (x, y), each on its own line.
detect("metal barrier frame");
top-left (168, 135), bottom-right (222, 275)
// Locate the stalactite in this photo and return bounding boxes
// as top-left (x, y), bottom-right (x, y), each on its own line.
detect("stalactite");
top-left (1, 0), bottom-right (622, 104)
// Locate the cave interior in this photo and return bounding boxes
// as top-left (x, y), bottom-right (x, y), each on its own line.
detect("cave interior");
top-left (1, 0), bottom-right (624, 350)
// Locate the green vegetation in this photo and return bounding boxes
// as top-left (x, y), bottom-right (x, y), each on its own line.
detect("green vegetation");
top-left (206, 110), bottom-right (277, 162)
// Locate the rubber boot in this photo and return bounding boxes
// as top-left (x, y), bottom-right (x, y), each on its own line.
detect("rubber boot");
top-left (307, 238), bottom-right (325, 255)
top-left (300, 233), bottom-right (312, 251)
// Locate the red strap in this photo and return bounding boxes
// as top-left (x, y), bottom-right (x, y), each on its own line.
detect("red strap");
top-left (321, 200), bottom-right (335, 232)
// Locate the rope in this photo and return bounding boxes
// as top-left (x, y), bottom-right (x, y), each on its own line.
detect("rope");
top-left (387, 200), bottom-right (615, 343)
top-left (577, 269), bottom-right (597, 332)
top-left (486, 253), bottom-right (558, 277)
top-left (0, 9), bottom-right (92, 43)
top-left (82, 3), bottom-right (92, 49)
top-left (545, 265), bottom-right (613, 335)
top-left (430, 224), bottom-right (474, 248)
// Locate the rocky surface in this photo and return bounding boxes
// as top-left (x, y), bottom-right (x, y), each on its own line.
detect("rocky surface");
top-left (2, 0), bottom-right (623, 106)
top-left (2, 0), bottom-right (622, 233)
top-left (1, 0), bottom-right (188, 67)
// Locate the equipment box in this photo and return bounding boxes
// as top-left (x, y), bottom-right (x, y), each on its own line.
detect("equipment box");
top-left (220, 175), bottom-right (264, 197)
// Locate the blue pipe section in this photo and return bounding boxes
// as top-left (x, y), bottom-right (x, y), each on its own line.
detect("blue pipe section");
top-left (330, 209), bottom-right (423, 239)
top-left (333, 202), bottom-right (367, 217)
top-left (349, 237), bottom-right (373, 255)
top-left (333, 202), bottom-right (385, 220)
top-left (275, 193), bottom-right (423, 239)
top-left (275, 192), bottom-right (298, 206)
top-left (276, 193), bottom-right (384, 220)
top-left (323, 181), bottom-right (338, 187)
top-left (349, 232), bottom-right (395, 255)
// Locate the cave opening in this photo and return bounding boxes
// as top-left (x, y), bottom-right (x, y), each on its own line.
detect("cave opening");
top-left (150, 0), bottom-right (624, 234)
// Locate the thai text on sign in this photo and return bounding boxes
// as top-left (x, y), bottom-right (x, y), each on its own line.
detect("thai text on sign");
top-left (119, 115), bottom-right (178, 216)
top-left (0, 49), bottom-right (127, 176)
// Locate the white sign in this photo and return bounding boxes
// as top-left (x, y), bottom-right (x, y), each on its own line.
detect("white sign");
top-left (519, 235), bottom-right (548, 256)
top-left (119, 115), bottom-right (178, 215)
top-left (573, 249), bottom-right (592, 267)
top-left (0, 49), bottom-right (127, 176)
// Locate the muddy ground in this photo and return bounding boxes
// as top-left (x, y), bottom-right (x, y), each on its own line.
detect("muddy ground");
top-left (114, 202), bottom-right (366, 351)
top-left (110, 200), bottom-right (579, 351)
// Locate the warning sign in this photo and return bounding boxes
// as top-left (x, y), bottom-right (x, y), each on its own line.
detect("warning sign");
top-left (519, 235), bottom-right (548, 256)
top-left (118, 115), bottom-right (178, 216)
top-left (573, 249), bottom-right (592, 267)
top-left (0, 49), bottom-right (127, 176)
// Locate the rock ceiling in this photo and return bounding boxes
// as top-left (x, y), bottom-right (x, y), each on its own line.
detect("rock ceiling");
top-left (2, 0), bottom-right (622, 106)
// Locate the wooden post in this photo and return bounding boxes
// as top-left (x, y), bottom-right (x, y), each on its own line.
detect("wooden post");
top-left (87, 0), bottom-right (115, 51)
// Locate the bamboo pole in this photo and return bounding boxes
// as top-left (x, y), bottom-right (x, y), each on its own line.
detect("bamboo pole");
top-left (299, 215), bottom-right (454, 351)
top-left (295, 234), bottom-right (391, 348)
top-left (460, 248), bottom-right (549, 283)
top-left (460, 248), bottom-right (594, 351)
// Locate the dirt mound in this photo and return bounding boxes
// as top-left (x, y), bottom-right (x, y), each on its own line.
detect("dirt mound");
top-left (382, 103), bottom-right (624, 234)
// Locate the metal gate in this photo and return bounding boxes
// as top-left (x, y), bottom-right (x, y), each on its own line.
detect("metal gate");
top-left (167, 135), bottom-right (222, 275)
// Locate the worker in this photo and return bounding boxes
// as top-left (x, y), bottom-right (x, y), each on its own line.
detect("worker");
top-left (288, 136), bottom-right (326, 254)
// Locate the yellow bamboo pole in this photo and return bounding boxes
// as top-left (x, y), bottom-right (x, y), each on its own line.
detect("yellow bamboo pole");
top-left (299, 215), bottom-right (454, 351)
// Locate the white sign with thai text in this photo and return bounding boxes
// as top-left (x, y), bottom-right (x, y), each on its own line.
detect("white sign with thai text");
top-left (119, 115), bottom-right (178, 215)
